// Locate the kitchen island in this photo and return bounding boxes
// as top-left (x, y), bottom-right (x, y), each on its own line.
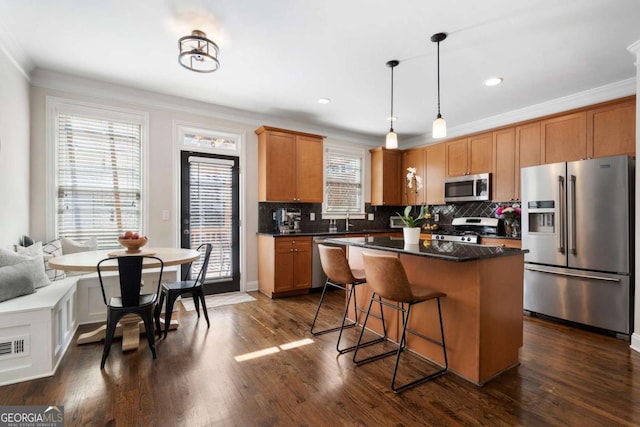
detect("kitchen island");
top-left (325, 236), bottom-right (527, 385)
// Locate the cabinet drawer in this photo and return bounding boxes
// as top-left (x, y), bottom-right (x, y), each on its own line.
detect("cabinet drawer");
top-left (275, 237), bottom-right (311, 249)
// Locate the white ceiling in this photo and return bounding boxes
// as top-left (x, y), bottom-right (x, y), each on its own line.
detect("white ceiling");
top-left (1, 0), bottom-right (639, 146)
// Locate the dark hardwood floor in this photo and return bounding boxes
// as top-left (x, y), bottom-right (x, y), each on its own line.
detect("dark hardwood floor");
top-left (2, 291), bottom-right (639, 426)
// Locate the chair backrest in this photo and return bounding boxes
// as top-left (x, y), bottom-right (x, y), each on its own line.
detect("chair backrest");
top-left (97, 255), bottom-right (164, 307)
top-left (191, 243), bottom-right (213, 285)
top-left (361, 252), bottom-right (413, 303)
top-left (318, 244), bottom-right (357, 285)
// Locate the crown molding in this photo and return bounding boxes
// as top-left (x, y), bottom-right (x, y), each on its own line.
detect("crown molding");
top-left (0, 21), bottom-right (33, 81)
top-left (628, 39), bottom-right (640, 66)
top-left (402, 78), bottom-right (636, 148)
top-left (30, 69), bottom-right (380, 146)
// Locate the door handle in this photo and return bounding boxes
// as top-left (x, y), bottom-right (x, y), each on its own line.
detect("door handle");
top-left (557, 176), bottom-right (565, 254)
top-left (569, 175), bottom-right (577, 255)
top-left (525, 265), bottom-right (621, 282)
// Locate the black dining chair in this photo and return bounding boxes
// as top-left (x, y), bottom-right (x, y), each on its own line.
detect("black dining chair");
top-left (155, 243), bottom-right (213, 338)
top-left (97, 255), bottom-right (164, 369)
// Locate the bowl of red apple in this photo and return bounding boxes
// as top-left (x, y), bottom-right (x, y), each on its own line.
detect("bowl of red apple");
top-left (118, 231), bottom-right (148, 253)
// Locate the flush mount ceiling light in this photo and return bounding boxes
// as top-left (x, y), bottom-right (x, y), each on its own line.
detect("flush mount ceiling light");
top-left (178, 30), bottom-right (220, 73)
top-left (484, 77), bottom-right (504, 87)
top-left (385, 60), bottom-right (399, 149)
top-left (317, 98), bottom-right (331, 104)
top-left (431, 32), bottom-right (447, 139)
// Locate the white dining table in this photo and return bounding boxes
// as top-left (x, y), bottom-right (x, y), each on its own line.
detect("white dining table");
top-left (49, 247), bottom-right (200, 351)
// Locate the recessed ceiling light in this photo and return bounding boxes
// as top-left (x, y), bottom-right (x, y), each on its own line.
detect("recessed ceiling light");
top-left (317, 98), bottom-right (331, 104)
top-left (484, 77), bottom-right (503, 87)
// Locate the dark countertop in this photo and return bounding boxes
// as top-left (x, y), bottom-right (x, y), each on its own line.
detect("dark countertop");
top-left (257, 229), bottom-right (400, 237)
top-left (257, 229), bottom-right (521, 241)
top-left (323, 236), bottom-right (527, 262)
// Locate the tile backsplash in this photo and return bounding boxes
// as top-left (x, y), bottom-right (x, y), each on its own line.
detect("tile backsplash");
top-left (258, 201), bottom-right (518, 234)
top-left (258, 202), bottom-right (399, 233)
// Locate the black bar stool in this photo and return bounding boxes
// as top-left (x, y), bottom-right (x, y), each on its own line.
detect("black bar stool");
top-left (353, 252), bottom-right (448, 393)
top-left (311, 244), bottom-right (385, 354)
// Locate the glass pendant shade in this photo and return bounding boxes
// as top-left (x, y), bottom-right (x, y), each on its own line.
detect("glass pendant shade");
top-left (386, 130), bottom-right (398, 149)
top-left (432, 114), bottom-right (447, 139)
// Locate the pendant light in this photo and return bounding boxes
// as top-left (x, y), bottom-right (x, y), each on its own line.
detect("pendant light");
top-left (385, 60), bottom-right (399, 149)
top-left (431, 32), bottom-right (447, 138)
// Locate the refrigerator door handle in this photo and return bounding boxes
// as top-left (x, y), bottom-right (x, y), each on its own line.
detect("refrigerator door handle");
top-left (557, 176), bottom-right (565, 254)
top-left (525, 265), bottom-right (622, 282)
top-left (569, 175), bottom-right (577, 255)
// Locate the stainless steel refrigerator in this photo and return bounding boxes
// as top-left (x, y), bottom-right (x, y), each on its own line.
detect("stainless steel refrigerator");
top-left (521, 155), bottom-right (634, 337)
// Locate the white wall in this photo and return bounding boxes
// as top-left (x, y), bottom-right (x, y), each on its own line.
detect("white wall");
top-left (0, 47), bottom-right (30, 248)
top-left (27, 72), bottom-right (376, 289)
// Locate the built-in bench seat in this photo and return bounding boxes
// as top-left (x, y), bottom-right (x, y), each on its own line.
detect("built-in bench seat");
top-left (0, 266), bottom-right (178, 386)
top-left (0, 276), bottom-right (78, 386)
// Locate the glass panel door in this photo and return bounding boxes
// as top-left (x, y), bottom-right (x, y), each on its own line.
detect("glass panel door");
top-left (181, 151), bottom-right (240, 294)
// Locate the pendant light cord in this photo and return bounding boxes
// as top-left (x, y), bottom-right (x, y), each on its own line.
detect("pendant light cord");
top-left (436, 40), bottom-right (441, 117)
top-left (390, 65), bottom-right (395, 131)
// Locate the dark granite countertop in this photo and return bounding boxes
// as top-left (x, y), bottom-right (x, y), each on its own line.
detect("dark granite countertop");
top-left (257, 229), bottom-right (400, 237)
top-left (323, 236), bottom-right (527, 262)
top-left (257, 229), bottom-right (521, 242)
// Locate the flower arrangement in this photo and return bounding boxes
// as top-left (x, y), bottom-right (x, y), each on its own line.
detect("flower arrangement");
top-left (397, 167), bottom-right (429, 227)
top-left (495, 204), bottom-right (521, 223)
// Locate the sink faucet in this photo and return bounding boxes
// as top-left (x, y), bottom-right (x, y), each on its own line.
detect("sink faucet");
top-left (345, 213), bottom-right (352, 231)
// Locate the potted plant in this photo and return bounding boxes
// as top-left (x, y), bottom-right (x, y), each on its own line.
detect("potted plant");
top-left (398, 167), bottom-right (429, 244)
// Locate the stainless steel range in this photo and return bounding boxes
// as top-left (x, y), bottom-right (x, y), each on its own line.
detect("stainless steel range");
top-left (431, 217), bottom-right (502, 244)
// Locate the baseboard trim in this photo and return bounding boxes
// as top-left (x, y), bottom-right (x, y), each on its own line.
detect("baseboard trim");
top-left (630, 333), bottom-right (640, 353)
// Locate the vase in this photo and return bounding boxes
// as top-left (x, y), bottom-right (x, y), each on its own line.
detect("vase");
top-left (403, 227), bottom-right (421, 245)
top-left (504, 219), bottom-right (519, 238)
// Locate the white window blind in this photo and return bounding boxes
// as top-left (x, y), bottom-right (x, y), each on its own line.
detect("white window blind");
top-left (57, 112), bottom-right (141, 248)
top-left (188, 156), bottom-right (233, 281)
top-left (323, 147), bottom-right (364, 213)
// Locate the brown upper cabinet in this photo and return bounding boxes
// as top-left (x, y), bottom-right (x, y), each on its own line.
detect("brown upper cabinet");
top-left (425, 143), bottom-right (446, 205)
top-left (445, 132), bottom-right (493, 177)
top-left (256, 126), bottom-right (324, 202)
top-left (514, 122), bottom-right (542, 200)
top-left (370, 147), bottom-right (402, 206)
top-left (401, 148), bottom-right (425, 205)
top-left (541, 112), bottom-right (587, 163)
top-left (493, 128), bottom-right (516, 202)
top-left (587, 98), bottom-right (636, 158)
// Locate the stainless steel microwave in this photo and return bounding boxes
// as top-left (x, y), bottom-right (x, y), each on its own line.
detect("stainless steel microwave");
top-left (444, 173), bottom-right (491, 202)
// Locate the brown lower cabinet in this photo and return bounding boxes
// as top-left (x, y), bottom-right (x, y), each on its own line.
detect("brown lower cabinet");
top-left (258, 235), bottom-right (312, 298)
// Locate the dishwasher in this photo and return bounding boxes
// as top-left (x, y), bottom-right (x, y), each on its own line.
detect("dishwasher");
top-left (311, 236), bottom-right (346, 289)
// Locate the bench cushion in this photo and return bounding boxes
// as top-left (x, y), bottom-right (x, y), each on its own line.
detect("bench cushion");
top-left (0, 276), bottom-right (77, 314)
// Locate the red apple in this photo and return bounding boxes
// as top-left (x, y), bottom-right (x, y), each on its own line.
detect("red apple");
top-left (131, 232), bottom-right (139, 239)
top-left (124, 230), bottom-right (133, 239)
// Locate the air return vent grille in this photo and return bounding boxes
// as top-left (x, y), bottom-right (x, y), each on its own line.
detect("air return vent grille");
top-left (0, 335), bottom-right (30, 360)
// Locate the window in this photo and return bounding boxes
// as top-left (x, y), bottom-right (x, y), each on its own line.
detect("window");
top-left (48, 99), bottom-right (148, 249)
top-left (323, 145), bottom-right (365, 215)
